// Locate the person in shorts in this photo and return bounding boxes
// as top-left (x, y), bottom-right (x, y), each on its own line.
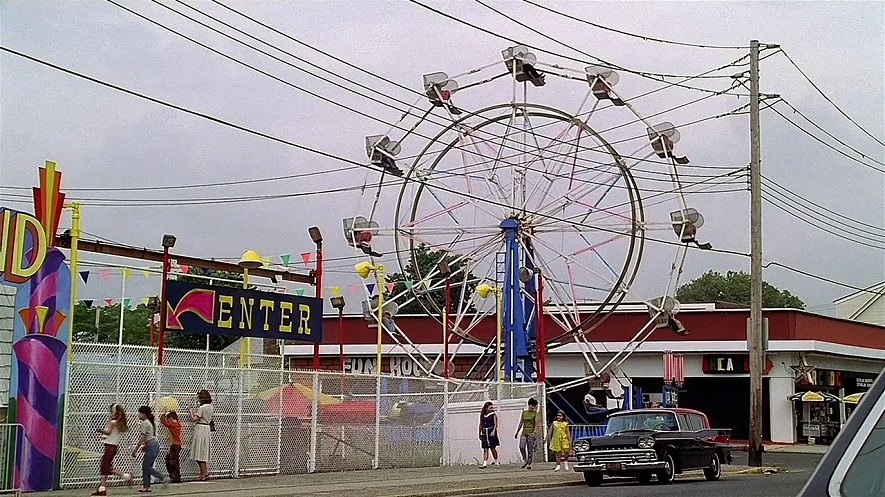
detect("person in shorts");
top-left (478, 401), bottom-right (500, 468)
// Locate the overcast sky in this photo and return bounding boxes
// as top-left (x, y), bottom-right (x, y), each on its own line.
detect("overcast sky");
top-left (1, 0), bottom-right (883, 318)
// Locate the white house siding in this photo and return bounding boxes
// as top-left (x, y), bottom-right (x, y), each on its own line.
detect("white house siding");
top-left (835, 282), bottom-right (885, 326)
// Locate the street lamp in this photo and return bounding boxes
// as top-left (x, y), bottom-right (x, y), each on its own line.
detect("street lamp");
top-left (309, 227), bottom-right (323, 370)
top-left (238, 250), bottom-right (263, 367)
top-left (438, 260), bottom-right (452, 379)
top-left (330, 295), bottom-right (346, 372)
top-left (158, 234), bottom-right (176, 366)
top-left (476, 283), bottom-right (503, 382)
top-left (355, 261), bottom-right (385, 376)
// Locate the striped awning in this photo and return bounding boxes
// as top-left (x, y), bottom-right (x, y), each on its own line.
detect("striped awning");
top-left (788, 391), bottom-right (841, 403)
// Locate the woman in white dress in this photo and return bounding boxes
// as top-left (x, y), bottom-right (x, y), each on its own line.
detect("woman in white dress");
top-left (188, 389), bottom-right (213, 481)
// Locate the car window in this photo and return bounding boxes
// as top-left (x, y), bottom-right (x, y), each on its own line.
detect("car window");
top-left (688, 415), bottom-right (705, 431)
top-left (839, 396), bottom-right (885, 497)
top-left (677, 414), bottom-right (691, 430)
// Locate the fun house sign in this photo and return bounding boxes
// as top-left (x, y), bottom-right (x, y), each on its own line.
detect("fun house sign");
top-left (166, 280), bottom-right (323, 342)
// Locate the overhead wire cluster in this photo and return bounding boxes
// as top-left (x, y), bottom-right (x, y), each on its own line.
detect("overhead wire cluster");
top-left (0, 0), bottom-right (880, 296)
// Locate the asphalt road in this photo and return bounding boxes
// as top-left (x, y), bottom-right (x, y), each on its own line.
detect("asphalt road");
top-left (489, 453), bottom-right (822, 497)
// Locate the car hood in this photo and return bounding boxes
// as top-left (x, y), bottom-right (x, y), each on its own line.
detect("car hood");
top-left (581, 431), bottom-right (655, 449)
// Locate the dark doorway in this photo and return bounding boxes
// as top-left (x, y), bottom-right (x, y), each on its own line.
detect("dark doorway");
top-left (678, 377), bottom-right (770, 440)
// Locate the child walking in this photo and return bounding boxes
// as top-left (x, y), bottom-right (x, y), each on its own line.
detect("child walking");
top-left (514, 398), bottom-right (540, 470)
top-left (93, 404), bottom-right (132, 496)
top-left (478, 401), bottom-right (500, 468)
top-left (547, 411), bottom-right (571, 472)
top-left (160, 411), bottom-right (182, 483)
top-left (132, 406), bottom-right (167, 492)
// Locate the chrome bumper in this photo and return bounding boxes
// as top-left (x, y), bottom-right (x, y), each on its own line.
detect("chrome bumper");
top-left (573, 460), bottom-right (666, 472)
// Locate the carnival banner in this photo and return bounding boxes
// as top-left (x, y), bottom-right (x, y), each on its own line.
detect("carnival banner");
top-left (165, 280), bottom-right (323, 342)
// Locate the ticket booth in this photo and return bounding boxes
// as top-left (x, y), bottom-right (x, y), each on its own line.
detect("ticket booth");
top-left (789, 391), bottom-right (841, 445)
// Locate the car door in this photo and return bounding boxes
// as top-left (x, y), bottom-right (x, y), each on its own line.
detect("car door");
top-left (673, 414), bottom-right (701, 468)
top-left (690, 414), bottom-right (715, 468)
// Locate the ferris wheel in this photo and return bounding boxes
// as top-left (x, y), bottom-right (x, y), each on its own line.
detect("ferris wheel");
top-left (347, 45), bottom-right (713, 385)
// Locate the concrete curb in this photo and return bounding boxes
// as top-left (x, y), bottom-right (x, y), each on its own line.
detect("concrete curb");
top-left (384, 481), bottom-right (584, 497)
top-left (732, 466), bottom-right (784, 475)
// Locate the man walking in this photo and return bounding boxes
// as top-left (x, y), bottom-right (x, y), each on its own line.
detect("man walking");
top-left (514, 398), bottom-right (540, 469)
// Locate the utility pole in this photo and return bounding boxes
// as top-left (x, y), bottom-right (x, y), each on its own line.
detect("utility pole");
top-left (748, 39), bottom-right (764, 468)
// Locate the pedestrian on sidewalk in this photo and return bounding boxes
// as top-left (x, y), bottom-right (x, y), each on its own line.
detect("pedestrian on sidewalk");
top-left (132, 406), bottom-right (167, 492)
top-left (478, 401), bottom-right (500, 468)
top-left (547, 411), bottom-right (571, 472)
top-left (159, 411), bottom-right (182, 483)
top-left (515, 398), bottom-right (541, 470)
top-left (92, 404), bottom-right (133, 496)
top-left (189, 389), bottom-right (214, 481)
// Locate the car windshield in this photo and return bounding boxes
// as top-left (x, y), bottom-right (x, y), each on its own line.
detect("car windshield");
top-left (606, 412), bottom-right (679, 434)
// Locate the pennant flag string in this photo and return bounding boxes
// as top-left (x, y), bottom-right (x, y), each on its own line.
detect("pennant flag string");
top-left (83, 299), bottom-right (94, 309)
top-left (366, 283), bottom-right (376, 296)
top-left (386, 282), bottom-right (396, 294)
top-left (79, 271), bottom-right (90, 284)
top-left (331, 286), bottom-right (342, 297)
top-left (280, 254), bottom-right (292, 267)
top-left (104, 298), bottom-right (115, 306)
top-left (404, 280), bottom-right (414, 290)
top-left (295, 288), bottom-right (305, 297)
top-left (123, 298), bottom-right (132, 309)
top-left (121, 268), bottom-right (132, 282)
top-left (100, 270), bottom-right (111, 283)
top-left (142, 270), bottom-right (152, 279)
top-left (300, 252), bottom-right (312, 265)
top-left (179, 265), bottom-right (191, 274)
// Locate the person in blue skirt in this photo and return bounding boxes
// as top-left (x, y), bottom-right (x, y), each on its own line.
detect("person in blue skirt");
top-left (479, 401), bottom-right (500, 468)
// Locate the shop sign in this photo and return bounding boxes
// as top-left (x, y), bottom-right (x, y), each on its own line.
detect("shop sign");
top-left (166, 279), bottom-right (323, 342)
top-left (390, 356), bottom-right (425, 377)
top-left (802, 368), bottom-right (842, 388)
top-left (802, 423), bottom-right (822, 438)
top-left (856, 377), bottom-right (874, 389)
top-left (344, 357), bottom-right (377, 375)
top-left (703, 355), bottom-right (749, 374)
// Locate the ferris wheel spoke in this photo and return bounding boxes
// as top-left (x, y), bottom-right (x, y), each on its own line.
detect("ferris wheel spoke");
top-left (460, 131), bottom-right (520, 212)
top-left (418, 171), bottom-right (503, 221)
top-left (531, 235), bottom-right (627, 300)
top-left (519, 114), bottom-right (582, 212)
top-left (527, 249), bottom-right (582, 332)
top-left (534, 166), bottom-right (624, 221)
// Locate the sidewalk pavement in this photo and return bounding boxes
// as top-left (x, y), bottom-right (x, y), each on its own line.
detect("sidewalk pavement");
top-left (35, 463), bottom-right (772, 497)
top-left (729, 443), bottom-right (829, 455)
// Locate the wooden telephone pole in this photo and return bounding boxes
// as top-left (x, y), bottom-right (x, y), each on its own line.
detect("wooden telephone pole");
top-left (748, 39), bottom-right (764, 468)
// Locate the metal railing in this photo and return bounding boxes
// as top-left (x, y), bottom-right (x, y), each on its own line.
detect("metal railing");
top-left (571, 424), bottom-right (607, 440)
top-left (0, 423), bottom-right (23, 495)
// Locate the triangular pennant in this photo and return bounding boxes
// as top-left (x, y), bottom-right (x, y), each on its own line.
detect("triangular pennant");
top-left (179, 265), bottom-right (191, 274)
top-left (386, 282), bottom-right (396, 294)
top-left (100, 270), bottom-right (111, 283)
top-left (331, 286), bottom-right (342, 297)
top-left (79, 271), bottom-right (90, 284)
top-left (404, 280), bottom-right (414, 290)
top-left (104, 298), bottom-right (115, 307)
top-left (123, 298), bottom-right (132, 309)
top-left (83, 299), bottom-right (94, 309)
top-left (121, 268), bottom-right (131, 282)
top-left (142, 270), bottom-right (152, 279)
top-left (280, 254), bottom-right (292, 267)
top-left (348, 285), bottom-right (360, 296)
top-left (141, 297), bottom-right (150, 306)
top-left (300, 252), bottom-right (312, 265)
top-left (366, 283), bottom-right (376, 295)
top-left (295, 289), bottom-right (305, 297)
top-left (261, 257), bottom-right (272, 266)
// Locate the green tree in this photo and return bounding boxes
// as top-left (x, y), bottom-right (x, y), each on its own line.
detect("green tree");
top-left (72, 301), bottom-right (153, 345)
top-left (386, 244), bottom-right (479, 314)
top-left (676, 270), bottom-right (805, 309)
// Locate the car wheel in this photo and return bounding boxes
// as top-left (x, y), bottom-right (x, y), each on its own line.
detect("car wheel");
top-left (704, 452), bottom-right (722, 481)
top-left (584, 472), bottom-right (603, 487)
top-left (637, 473), bottom-right (652, 485)
top-left (656, 453), bottom-right (676, 484)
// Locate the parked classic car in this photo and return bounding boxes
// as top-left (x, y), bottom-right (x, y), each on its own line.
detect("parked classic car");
top-left (573, 408), bottom-right (733, 486)
top-left (797, 368), bottom-right (885, 497)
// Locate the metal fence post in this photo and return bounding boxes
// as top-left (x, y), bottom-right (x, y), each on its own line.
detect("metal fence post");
top-left (373, 375), bottom-right (381, 470)
top-left (276, 360), bottom-right (284, 475)
top-left (233, 370), bottom-right (244, 478)
top-left (442, 380), bottom-right (449, 466)
top-left (308, 372), bottom-right (319, 473)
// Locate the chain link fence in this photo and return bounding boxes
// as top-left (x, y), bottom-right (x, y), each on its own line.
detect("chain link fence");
top-left (60, 343), bottom-right (543, 488)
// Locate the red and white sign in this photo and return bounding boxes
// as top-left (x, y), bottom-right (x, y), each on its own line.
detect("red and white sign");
top-left (663, 351), bottom-right (684, 384)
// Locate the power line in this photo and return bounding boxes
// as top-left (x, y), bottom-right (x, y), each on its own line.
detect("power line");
top-left (762, 193), bottom-right (885, 250)
top-left (769, 102), bottom-right (885, 174)
top-left (104, 0), bottom-right (747, 191)
top-left (474, 0), bottom-right (737, 80)
top-left (7, 44), bottom-right (872, 298)
top-left (778, 98), bottom-right (885, 167)
top-left (519, 0), bottom-right (748, 50)
top-left (762, 175), bottom-right (885, 233)
top-left (762, 189), bottom-right (885, 245)
top-left (781, 49), bottom-right (885, 148)
top-left (406, 0), bottom-right (748, 96)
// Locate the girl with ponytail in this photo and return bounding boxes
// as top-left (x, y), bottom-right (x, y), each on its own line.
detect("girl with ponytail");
top-left (93, 404), bottom-right (132, 496)
top-left (133, 406), bottom-right (167, 492)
